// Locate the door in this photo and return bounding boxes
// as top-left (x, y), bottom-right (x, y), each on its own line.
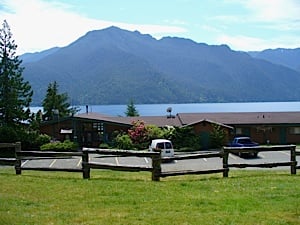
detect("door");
top-left (200, 131), bottom-right (210, 150)
top-left (279, 127), bottom-right (286, 144)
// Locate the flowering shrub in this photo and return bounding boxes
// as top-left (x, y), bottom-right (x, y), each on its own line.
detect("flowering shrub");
top-left (113, 120), bottom-right (171, 150)
top-left (128, 120), bottom-right (149, 148)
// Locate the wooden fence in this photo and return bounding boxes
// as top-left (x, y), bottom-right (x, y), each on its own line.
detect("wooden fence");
top-left (160, 152), bottom-right (228, 178)
top-left (0, 142), bottom-right (19, 166)
top-left (1, 143), bottom-right (299, 181)
top-left (222, 145), bottom-right (298, 177)
top-left (81, 148), bottom-right (161, 181)
top-left (14, 150), bottom-right (84, 175)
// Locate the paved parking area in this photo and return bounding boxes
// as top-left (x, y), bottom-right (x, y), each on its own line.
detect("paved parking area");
top-left (17, 150), bottom-right (299, 172)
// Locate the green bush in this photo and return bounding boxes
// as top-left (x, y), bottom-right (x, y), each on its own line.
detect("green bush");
top-left (40, 140), bottom-right (78, 151)
top-left (35, 134), bottom-right (51, 146)
top-left (0, 126), bottom-right (18, 143)
top-left (19, 132), bottom-right (51, 150)
top-left (210, 124), bottom-right (226, 148)
top-left (99, 143), bottom-right (110, 149)
top-left (114, 134), bottom-right (133, 150)
top-left (169, 126), bottom-right (201, 150)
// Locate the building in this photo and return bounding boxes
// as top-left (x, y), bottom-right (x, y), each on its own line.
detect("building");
top-left (177, 112), bottom-right (300, 145)
top-left (39, 111), bottom-right (300, 148)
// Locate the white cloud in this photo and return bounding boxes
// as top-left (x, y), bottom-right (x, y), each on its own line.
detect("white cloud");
top-left (216, 34), bottom-right (300, 51)
top-left (231, 0), bottom-right (300, 23)
top-left (0, 0), bottom-right (186, 54)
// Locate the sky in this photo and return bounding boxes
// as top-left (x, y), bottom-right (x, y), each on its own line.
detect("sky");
top-left (0, 0), bottom-right (300, 55)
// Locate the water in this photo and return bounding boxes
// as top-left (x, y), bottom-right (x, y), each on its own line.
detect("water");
top-left (31, 101), bottom-right (300, 116)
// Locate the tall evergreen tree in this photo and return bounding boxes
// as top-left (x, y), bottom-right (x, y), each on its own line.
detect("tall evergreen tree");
top-left (0, 20), bottom-right (33, 128)
top-left (125, 99), bottom-right (139, 117)
top-left (42, 81), bottom-right (76, 120)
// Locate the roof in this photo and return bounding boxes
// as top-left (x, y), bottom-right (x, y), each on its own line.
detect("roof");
top-left (75, 113), bottom-right (182, 127)
top-left (185, 119), bottom-right (234, 130)
top-left (51, 111), bottom-right (300, 128)
top-left (177, 112), bottom-right (300, 125)
top-left (109, 115), bottom-right (182, 127)
top-left (74, 112), bottom-right (132, 125)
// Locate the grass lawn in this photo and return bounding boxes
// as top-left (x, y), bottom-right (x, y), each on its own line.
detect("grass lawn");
top-left (0, 168), bottom-right (299, 225)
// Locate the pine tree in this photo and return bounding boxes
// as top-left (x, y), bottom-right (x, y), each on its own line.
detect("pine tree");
top-left (42, 81), bottom-right (76, 120)
top-left (125, 99), bottom-right (139, 117)
top-left (0, 20), bottom-right (33, 128)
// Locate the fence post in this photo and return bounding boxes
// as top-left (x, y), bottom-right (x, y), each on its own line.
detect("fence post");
top-left (14, 142), bottom-right (22, 175)
top-left (152, 152), bottom-right (161, 181)
top-left (222, 147), bottom-right (229, 177)
top-left (290, 145), bottom-right (297, 175)
top-left (82, 149), bottom-right (90, 179)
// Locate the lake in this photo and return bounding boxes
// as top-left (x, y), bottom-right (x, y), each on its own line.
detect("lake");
top-left (31, 101), bottom-right (300, 116)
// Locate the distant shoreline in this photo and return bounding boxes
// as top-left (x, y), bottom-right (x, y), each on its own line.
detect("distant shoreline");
top-left (30, 101), bottom-right (300, 117)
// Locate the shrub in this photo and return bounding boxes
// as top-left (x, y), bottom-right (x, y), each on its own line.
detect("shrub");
top-left (40, 140), bottom-right (78, 151)
top-left (99, 143), bottom-right (110, 149)
top-left (210, 124), bottom-right (226, 148)
top-left (20, 132), bottom-right (51, 150)
top-left (0, 126), bottom-right (18, 143)
top-left (169, 126), bottom-right (201, 151)
top-left (35, 134), bottom-right (51, 146)
top-left (114, 134), bottom-right (133, 150)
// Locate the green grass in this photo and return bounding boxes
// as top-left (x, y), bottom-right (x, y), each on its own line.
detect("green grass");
top-left (0, 168), bottom-right (299, 225)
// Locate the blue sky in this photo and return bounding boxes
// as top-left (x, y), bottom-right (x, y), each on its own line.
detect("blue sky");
top-left (0, 0), bottom-right (300, 54)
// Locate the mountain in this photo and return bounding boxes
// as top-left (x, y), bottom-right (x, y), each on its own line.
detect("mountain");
top-left (20, 47), bottom-right (60, 63)
top-left (21, 26), bottom-right (300, 106)
top-left (249, 48), bottom-right (300, 72)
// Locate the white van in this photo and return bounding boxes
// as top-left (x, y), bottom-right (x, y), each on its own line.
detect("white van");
top-left (149, 139), bottom-right (174, 158)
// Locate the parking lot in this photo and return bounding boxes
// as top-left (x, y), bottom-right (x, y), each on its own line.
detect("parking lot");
top-left (18, 150), bottom-right (299, 172)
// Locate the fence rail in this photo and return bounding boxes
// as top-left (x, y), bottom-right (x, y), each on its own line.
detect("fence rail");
top-left (296, 150), bottom-right (300, 170)
top-left (14, 150), bottom-right (84, 175)
top-left (222, 145), bottom-right (297, 177)
top-left (160, 151), bottom-right (228, 178)
top-left (1, 143), bottom-right (299, 181)
top-left (81, 148), bottom-right (161, 181)
top-left (0, 142), bottom-right (20, 166)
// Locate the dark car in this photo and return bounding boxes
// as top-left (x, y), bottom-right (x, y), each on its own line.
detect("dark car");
top-left (228, 137), bottom-right (259, 157)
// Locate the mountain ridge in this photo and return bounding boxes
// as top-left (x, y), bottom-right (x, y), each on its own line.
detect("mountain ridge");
top-left (21, 26), bottom-right (300, 106)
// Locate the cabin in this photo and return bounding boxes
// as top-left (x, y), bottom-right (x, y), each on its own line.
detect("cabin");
top-left (177, 112), bottom-right (300, 145)
top-left (39, 111), bottom-right (300, 148)
top-left (40, 112), bottom-right (132, 147)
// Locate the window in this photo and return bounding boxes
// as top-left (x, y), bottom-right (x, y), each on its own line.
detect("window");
top-left (235, 128), bottom-right (243, 135)
top-left (93, 122), bottom-right (104, 132)
top-left (289, 127), bottom-right (300, 134)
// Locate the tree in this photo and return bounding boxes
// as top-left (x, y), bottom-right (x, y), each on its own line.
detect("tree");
top-left (210, 124), bottom-right (226, 148)
top-left (168, 126), bottom-right (201, 150)
top-left (42, 81), bottom-right (76, 120)
top-left (125, 99), bottom-right (139, 117)
top-left (0, 20), bottom-right (33, 128)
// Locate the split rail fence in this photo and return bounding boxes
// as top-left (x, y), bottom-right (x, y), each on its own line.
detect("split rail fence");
top-left (0, 143), bottom-right (299, 181)
top-left (222, 145), bottom-right (298, 177)
top-left (81, 148), bottom-right (161, 181)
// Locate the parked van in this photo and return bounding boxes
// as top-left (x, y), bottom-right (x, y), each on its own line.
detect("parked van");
top-left (149, 139), bottom-right (175, 158)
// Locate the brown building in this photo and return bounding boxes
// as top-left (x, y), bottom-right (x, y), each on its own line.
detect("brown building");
top-left (177, 112), bottom-right (300, 145)
top-left (40, 113), bottom-right (132, 147)
top-left (39, 111), bottom-right (300, 148)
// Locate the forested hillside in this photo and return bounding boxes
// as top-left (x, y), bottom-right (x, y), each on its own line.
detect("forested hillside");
top-left (21, 26), bottom-right (300, 105)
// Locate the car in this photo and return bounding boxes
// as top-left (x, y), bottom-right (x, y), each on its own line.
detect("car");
top-left (149, 139), bottom-right (175, 158)
top-left (228, 137), bottom-right (259, 157)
